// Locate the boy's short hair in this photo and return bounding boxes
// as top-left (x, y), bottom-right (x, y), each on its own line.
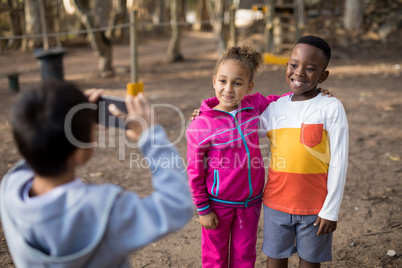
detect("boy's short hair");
top-left (10, 80), bottom-right (95, 176)
top-left (295, 35), bottom-right (331, 67)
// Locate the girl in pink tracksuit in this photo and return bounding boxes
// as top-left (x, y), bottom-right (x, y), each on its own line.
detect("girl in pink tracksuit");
top-left (186, 46), bottom-right (282, 267)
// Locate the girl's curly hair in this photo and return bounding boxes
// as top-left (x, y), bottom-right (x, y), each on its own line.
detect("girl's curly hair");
top-left (214, 45), bottom-right (263, 83)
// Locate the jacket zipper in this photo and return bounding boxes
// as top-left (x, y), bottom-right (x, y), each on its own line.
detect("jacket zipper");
top-left (217, 108), bottom-right (254, 207)
top-left (212, 170), bottom-right (219, 196)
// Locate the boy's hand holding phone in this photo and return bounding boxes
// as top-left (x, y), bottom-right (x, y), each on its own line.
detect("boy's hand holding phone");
top-left (85, 87), bottom-right (151, 140)
top-left (85, 88), bottom-right (104, 104)
top-left (108, 93), bottom-right (152, 141)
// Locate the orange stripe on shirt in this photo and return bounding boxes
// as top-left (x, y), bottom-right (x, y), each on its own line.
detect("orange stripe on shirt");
top-left (263, 168), bottom-right (327, 215)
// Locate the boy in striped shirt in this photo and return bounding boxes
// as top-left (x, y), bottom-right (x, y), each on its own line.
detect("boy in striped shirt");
top-left (260, 35), bottom-right (349, 268)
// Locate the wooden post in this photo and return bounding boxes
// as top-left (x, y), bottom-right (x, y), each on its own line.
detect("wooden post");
top-left (54, 0), bottom-right (62, 47)
top-left (3, 72), bottom-right (21, 92)
top-left (129, 9), bottom-right (138, 83)
top-left (38, 0), bottom-right (49, 50)
top-left (264, 0), bottom-right (274, 53)
top-left (344, 0), bottom-right (363, 30)
top-left (229, 5), bottom-right (237, 47)
top-left (127, 8), bottom-right (143, 96)
top-left (295, 0), bottom-right (304, 40)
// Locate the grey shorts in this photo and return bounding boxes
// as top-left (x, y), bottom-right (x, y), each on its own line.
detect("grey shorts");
top-left (262, 205), bottom-right (332, 263)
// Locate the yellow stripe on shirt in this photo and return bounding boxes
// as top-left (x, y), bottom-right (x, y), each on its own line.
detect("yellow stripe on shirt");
top-left (268, 127), bottom-right (330, 174)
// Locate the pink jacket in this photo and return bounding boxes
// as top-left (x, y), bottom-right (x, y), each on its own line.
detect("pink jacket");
top-left (186, 92), bottom-right (281, 215)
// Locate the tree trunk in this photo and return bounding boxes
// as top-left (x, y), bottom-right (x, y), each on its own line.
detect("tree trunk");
top-left (41, 0), bottom-right (62, 47)
top-left (344, 0), bottom-right (363, 30)
top-left (22, 0), bottom-right (42, 50)
top-left (107, 0), bottom-right (128, 42)
top-left (70, 0), bottom-right (113, 76)
top-left (165, 0), bottom-right (184, 63)
top-left (193, 0), bottom-right (210, 31)
top-left (209, 0), bottom-right (228, 55)
top-left (157, 0), bottom-right (166, 24)
top-left (156, 0), bottom-right (169, 34)
top-left (6, 0), bottom-right (24, 48)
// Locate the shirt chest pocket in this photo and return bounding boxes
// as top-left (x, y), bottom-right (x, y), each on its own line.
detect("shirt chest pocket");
top-left (300, 123), bottom-right (324, 148)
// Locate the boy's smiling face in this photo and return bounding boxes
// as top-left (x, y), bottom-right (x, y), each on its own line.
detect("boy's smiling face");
top-left (286, 43), bottom-right (329, 101)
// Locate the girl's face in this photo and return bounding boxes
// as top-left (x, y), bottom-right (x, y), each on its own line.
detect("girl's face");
top-left (213, 60), bottom-right (254, 112)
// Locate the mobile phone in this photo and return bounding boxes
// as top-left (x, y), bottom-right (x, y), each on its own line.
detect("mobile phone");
top-left (97, 95), bottom-right (128, 129)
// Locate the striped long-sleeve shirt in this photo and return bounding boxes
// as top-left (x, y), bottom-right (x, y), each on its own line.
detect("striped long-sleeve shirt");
top-left (260, 94), bottom-right (349, 221)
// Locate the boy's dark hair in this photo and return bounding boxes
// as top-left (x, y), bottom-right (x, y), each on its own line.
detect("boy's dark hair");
top-left (214, 45), bottom-right (263, 83)
top-left (10, 80), bottom-right (95, 176)
top-left (295, 35), bottom-right (331, 67)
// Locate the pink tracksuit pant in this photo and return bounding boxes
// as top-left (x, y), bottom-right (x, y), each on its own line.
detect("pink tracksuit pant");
top-left (201, 203), bottom-right (262, 267)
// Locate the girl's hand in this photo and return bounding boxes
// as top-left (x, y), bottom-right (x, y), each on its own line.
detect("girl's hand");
top-left (199, 212), bottom-right (219, 230)
top-left (314, 216), bottom-right (337, 235)
top-left (318, 88), bottom-right (335, 97)
top-left (190, 109), bottom-right (200, 121)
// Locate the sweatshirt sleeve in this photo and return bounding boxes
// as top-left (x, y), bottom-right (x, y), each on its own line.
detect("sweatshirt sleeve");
top-left (186, 120), bottom-right (212, 215)
top-left (318, 100), bottom-right (349, 221)
top-left (257, 93), bottom-right (291, 138)
top-left (258, 107), bottom-right (270, 139)
top-left (107, 125), bottom-right (194, 254)
top-left (244, 92), bottom-right (290, 115)
top-left (265, 92), bottom-right (292, 103)
top-left (253, 92), bottom-right (274, 114)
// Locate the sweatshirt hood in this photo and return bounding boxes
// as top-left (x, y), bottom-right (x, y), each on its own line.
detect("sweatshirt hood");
top-left (0, 160), bottom-right (121, 266)
top-left (1, 161), bottom-right (87, 222)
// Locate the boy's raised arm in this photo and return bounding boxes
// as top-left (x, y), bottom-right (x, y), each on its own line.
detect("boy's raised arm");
top-left (102, 93), bottom-right (194, 254)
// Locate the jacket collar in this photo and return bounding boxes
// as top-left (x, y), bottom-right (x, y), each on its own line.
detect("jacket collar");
top-left (200, 96), bottom-right (254, 115)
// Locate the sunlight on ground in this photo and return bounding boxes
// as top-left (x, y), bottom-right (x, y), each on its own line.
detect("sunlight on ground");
top-left (329, 63), bottom-right (400, 76)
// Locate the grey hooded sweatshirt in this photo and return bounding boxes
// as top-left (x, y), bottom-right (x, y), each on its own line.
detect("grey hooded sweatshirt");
top-left (0, 125), bottom-right (194, 268)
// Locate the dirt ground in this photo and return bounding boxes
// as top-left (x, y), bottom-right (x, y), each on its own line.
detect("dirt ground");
top-left (0, 29), bottom-right (401, 268)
